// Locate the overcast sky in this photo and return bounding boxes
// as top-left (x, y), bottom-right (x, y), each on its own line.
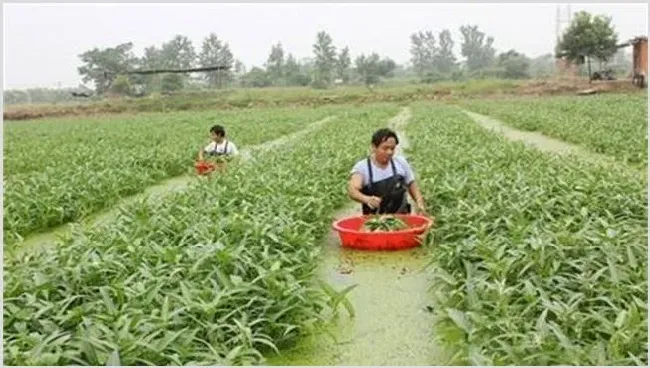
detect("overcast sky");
top-left (3, 2), bottom-right (648, 90)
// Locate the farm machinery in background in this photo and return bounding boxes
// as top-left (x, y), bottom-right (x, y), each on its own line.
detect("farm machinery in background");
top-left (590, 68), bottom-right (616, 81)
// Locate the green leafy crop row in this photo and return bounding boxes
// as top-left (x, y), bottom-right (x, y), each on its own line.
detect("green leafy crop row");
top-left (3, 106), bottom-right (336, 245)
top-left (456, 93), bottom-right (648, 166)
top-left (409, 103), bottom-right (647, 365)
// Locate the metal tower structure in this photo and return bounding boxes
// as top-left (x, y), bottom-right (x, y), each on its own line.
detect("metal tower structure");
top-left (556, 4), bottom-right (573, 44)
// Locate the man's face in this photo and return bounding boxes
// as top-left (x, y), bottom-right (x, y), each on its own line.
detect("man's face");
top-left (210, 132), bottom-right (224, 143)
top-left (372, 137), bottom-right (397, 164)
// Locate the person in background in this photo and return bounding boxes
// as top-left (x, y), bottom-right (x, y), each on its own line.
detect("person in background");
top-left (198, 124), bottom-right (239, 161)
top-left (347, 128), bottom-right (427, 215)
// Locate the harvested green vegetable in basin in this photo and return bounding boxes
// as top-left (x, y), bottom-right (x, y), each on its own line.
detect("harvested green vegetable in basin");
top-left (362, 215), bottom-right (409, 232)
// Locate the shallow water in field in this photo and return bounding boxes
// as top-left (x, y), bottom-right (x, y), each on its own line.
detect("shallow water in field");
top-left (266, 108), bottom-right (446, 366)
top-left (265, 203), bottom-right (444, 366)
top-left (464, 110), bottom-right (577, 154)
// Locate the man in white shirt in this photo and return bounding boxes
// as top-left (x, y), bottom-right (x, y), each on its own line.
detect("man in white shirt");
top-left (348, 128), bottom-right (427, 215)
top-left (198, 124), bottom-right (239, 161)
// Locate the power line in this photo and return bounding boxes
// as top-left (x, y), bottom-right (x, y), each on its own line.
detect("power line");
top-left (123, 65), bottom-right (229, 75)
top-left (102, 65), bottom-right (229, 78)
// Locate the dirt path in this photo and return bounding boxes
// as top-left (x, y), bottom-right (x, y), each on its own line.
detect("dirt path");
top-left (463, 110), bottom-right (647, 179)
top-left (6, 116), bottom-right (336, 259)
top-left (266, 107), bottom-right (444, 366)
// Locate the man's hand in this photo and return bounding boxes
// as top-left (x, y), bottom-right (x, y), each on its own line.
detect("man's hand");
top-left (415, 200), bottom-right (428, 215)
top-left (365, 196), bottom-right (382, 210)
top-left (407, 182), bottom-right (428, 216)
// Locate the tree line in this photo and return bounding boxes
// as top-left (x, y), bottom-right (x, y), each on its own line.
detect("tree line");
top-left (4, 10), bottom-right (635, 104)
top-left (73, 30), bottom-right (403, 96)
top-left (70, 24), bottom-right (546, 98)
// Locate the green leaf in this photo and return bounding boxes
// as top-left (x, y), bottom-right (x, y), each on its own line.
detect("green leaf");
top-left (446, 308), bottom-right (472, 334)
top-left (106, 350), bottom-right (121, 366)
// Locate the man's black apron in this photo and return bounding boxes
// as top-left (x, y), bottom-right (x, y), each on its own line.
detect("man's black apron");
top-left (208, 141), bottom-right (229, 157)
top-left (360, 157), bottom-right (411, 215)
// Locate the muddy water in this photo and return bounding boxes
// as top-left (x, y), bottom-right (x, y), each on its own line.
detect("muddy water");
top-left (266, 204), bottom-right (441, 366)
top-left (6, 116), bottom-right (336, 259)
top-left (266, 107), bottom-right (445, 366)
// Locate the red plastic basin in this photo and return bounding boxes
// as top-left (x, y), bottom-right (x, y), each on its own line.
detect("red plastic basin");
top-left (195, 161), bottom-right (216, 175)
top-left (194, 161), bottom-right (226, 176)
top-left (332, 214), bottom-right (434, 251)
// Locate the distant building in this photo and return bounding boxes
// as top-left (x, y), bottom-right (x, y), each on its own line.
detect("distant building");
top-left (630, 36), bottom-right (647, 86)
top-left (617, 36), bottom-right (648, 87)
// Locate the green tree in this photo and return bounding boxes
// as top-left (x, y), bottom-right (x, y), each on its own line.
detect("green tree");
top-left (3, 90), bottom-right (29, 105)
top-left (410, 32), bottom-right (427, 77)
top-left (234, 60), bottom-right (246, 75)
top-left (233, 59), bottom-right (247, 86)
top-left (496, 50), bottom-right (531, 79)
top-left (265, 43), bottom-right (285, 85)
top-left (134, 46), bottom-right (162, 93)
top-left (77, 42), bottom-right (138, 94)
top-left (159, 35), bottom-right (196, 91)
top-left (355, 53), bottom-right (381, 87)
top-left (241, 67), bottom-right (272, 88)
top-left (435, 29), bottom-right (457, 74)
top-left (378, 57), bottom-right (397, 77)
top-left (199, 33), bottom-right (234, 88)
top-left (160, 35), bottom-right (196, 69)
top-left (312, 31), bottom-right (337, 87)
top-left (161, 74), bottom-right (184, 93)
top-left (460, 25), bottom-right (496, 72)
top-left (421, 31), bottom-right (437, 70)
top-left (110, 75), bottom-right (132, 95)
top-left (336, 46), bottom-right (352, 83)
top-left (284, 53), bottom-right (310, 86)
top-left (555, 11), bottom-right (618, 79)
top-left (409, 31), bottom-right (437, 76)
top-left (354, 53), bottom-right (396, 88)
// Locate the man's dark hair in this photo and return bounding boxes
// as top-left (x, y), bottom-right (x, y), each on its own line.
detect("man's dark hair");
top-left (210, 125), bottom-right (226, 137)
top-left (371, 128), bottom-right (399, 147)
